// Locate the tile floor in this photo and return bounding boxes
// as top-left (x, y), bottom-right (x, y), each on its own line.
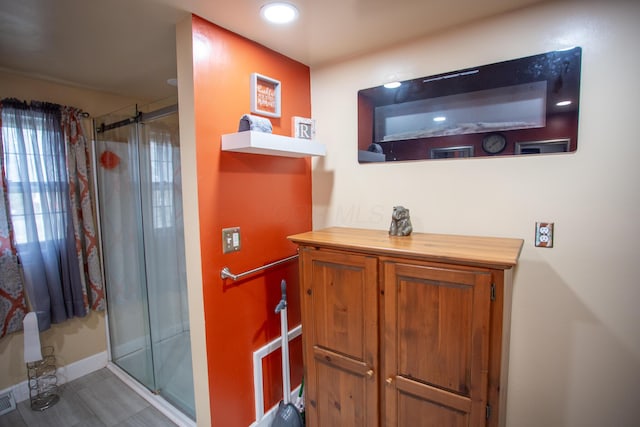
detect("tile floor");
top-left (0, 368), bottom-right (177, 427)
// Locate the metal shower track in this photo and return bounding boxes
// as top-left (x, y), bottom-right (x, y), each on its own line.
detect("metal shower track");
top-left (95, 104), bottom-right (178, 133)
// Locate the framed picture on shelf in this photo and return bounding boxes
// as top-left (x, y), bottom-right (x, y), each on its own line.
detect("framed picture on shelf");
top-left (251, 73), bottom-right (281, 118)
top-left (292, 116), bottom-right (316, 139)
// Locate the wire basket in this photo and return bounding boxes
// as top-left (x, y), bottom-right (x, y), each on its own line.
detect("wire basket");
top-left (26, 346), bottom-right (59, 411)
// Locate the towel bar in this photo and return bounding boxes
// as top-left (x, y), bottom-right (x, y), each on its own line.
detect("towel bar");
top-left (220, 254), bottom-right (299, 281)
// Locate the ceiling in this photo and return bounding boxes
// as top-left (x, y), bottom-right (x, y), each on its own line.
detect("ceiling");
top-left (0, 0), bottom-right (546, 101)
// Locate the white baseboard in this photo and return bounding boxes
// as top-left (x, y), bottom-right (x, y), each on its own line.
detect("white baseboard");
top-left (1, 351), bottom-right (108, 403)
top-left (56, 351), bottom-right (109, 385)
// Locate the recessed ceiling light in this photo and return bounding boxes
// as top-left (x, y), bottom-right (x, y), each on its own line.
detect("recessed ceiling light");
top-left (383, 81), bottom-right (401, 89)
top-left (261, 2), bottom-right (299, 24)
top-left (556, 100), bottom-right (572, 106)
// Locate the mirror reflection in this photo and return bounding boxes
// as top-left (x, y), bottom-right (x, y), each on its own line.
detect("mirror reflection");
top-left (358, 47), bottom-right (582, 162)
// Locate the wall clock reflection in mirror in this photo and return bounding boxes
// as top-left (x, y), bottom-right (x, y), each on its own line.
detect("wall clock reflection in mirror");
top-left (482, 133), bottom-right (507, 155)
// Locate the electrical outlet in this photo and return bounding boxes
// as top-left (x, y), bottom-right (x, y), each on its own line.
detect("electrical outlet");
top-left (535, 222), bottom-right (554, 248)
top-left (222, 227), bottom-right (241, 253)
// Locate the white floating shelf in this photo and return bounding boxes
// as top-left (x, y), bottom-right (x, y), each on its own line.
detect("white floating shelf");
top-left (221, 131), bottom-right (326, 158)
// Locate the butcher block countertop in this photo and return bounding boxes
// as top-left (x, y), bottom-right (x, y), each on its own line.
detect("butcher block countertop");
top-left (288, 227), bottom-right (524, 270)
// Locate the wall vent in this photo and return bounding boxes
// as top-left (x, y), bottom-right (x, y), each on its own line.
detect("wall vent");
top-left (0, 391), bottom-right (16, 416)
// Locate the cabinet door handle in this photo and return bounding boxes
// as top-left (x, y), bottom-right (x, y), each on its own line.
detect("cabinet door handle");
top-left (366, 369), bottom-right (374, 378)
top-left (386, 377), bottom-right (394, 385)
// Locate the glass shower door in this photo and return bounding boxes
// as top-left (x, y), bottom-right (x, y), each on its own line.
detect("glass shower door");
top-left (138, 104), bottom-right (194, 418)
top-left (95, 100), bottom-right (195, 419)
top-left (96, 105), bottom-right (156, 392)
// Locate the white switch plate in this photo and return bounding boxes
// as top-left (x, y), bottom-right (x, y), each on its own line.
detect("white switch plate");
top-left (535, 222), bottom-right (554, 248)
top-left (222, 227), bottom-right (241, 253)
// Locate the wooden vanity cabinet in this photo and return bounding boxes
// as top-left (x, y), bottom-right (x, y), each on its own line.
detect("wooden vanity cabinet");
top-left (289, 227), bottom-right (523, 427)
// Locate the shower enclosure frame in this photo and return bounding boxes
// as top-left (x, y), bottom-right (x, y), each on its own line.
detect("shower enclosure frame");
top-left (92, 100), bottom-right (196, 425)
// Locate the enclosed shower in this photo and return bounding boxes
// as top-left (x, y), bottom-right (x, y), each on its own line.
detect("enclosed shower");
top-left (93, 98), bottom-right (195, 420)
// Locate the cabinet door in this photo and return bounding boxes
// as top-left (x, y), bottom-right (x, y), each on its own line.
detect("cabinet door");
top-left (300, 248), bottom-right (379, 427)
top-left (383, 262), bottom-right (492, 427)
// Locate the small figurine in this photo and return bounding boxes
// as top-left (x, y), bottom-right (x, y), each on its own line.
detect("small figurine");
top-left (389, 206), bottom-right (413, 236)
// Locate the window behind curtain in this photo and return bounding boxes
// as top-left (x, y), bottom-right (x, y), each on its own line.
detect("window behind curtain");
top-left (2, 116), bottom-right (68, 245)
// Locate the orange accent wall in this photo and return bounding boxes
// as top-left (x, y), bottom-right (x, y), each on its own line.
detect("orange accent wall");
top-left (190, 15), bottom-right (311, 426)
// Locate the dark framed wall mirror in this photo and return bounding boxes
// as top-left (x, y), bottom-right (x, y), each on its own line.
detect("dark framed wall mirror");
top-left (357, 47), bottom-right (582, 163)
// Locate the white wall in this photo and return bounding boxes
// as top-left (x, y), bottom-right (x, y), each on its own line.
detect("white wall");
top-left (310, 1), bottom-right (640, 426)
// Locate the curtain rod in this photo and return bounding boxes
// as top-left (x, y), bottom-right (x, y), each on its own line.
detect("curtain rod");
top-left (0, 97), bottom-right (91, 118)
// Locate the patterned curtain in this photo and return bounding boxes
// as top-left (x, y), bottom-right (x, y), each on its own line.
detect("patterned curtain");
top-left (0, 106), bottom-right (28, 338)
top-left (1, 99), bottom-right (104, 333)
top-left (61, 107), bottom-right (104, 311)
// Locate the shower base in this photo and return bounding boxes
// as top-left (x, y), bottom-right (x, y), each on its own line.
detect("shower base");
top-left (109, 332), bottom-right (195, 426)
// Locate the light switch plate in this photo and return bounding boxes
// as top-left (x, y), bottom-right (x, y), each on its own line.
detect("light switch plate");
top-left (535, 222), bottom-right (554, 248)
top-left (222, 227), bottom-right (241, 253)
